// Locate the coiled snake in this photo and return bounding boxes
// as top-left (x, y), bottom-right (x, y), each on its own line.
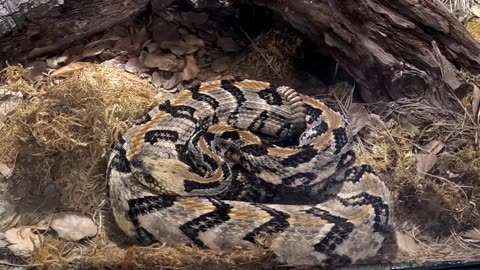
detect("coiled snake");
top-left (107, 79), bottom-right (392, 266)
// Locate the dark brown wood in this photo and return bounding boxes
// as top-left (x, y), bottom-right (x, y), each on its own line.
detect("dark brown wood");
top-left (245, 0), bottom-right (480, 105)
top-left (0, 0), bottom-right (151, 61)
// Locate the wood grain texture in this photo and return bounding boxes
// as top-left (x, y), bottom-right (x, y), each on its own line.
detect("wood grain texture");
top-left (0, 0), bottom-right (150, 60)
top-left (245, 0), bottom-right (480, 105)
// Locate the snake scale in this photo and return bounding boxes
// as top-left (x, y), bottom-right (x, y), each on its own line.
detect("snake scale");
top-left (107, 79), bottom-right (392, 266)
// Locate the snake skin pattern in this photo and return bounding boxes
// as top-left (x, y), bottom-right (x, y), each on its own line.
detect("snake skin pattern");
top-left (107, 79), bottom-right (392, 266)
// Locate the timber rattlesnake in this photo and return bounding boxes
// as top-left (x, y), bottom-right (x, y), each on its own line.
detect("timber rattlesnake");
top-left (107, 79), bottom-right (392, 266)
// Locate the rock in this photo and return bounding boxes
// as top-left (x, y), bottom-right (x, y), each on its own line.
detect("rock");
top-left (143, 53), bottom-right (184, 72)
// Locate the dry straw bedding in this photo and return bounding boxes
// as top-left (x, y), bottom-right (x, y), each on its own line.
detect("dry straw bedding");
top-left (0, 57), bottom-right (479, 268)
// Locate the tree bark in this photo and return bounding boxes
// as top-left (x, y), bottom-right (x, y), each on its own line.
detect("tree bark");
top-left (0, 0), bottom-right (150, 61)
top-left (244, 0), bottom-right (480, 105)
top-left (1, 0), bottom-right (479, 105)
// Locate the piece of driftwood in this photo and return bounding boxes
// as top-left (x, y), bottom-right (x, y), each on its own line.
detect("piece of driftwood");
top-left (0, 0), bottom-right (151, 60)
top-left (245, 0), bottom-right (480, 105)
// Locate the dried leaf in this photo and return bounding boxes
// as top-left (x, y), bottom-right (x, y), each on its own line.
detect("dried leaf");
top-left (84, 37), bottom-right (118, 48)
top-left (395, 231), bottom-right (419, 255)
top-left (46, 56), bottom-right (69, 69)
top-left (50, 212), bottom-right (97, 241)
top-left (217, 37), bottom-right (241, 52)
top-left (151, 71), bottom-right (180, 91)
top-left (211, 56), bottom-right (232, 73)
top-left (151, 0), bottom-right (176, 14)
top-left (183, 34), bottom-right (205, 47)
top-left (367, 114), bottom-right (387, 130)
top-left (152, 71), bottom-right (162, 88)
top-left (181, 12), bottom-right (209, 25)
top-left (145, 41), bottom-right (160, 53)
top-left (62, 46), bottom-right (83, 58)
top-left (178, 27), bottom-right (190, 35)
top-left (220, 75), bottom-right (236, 81)
top-left (113, 36), bottom-right (133, 52)
top-left (25, 61), bottom-right (48, 80)
top-left (461, 228), bottom-right (480, 240)
top-left (132, 26), bottom-right (149, 52)
top-left (416, 153), bottom-right (437, 177)
top-left (125, 57), bottom-right (146, 74)
top-left (51, 62), bottom-right (90, 78)
top-left (101, 56), bottom-right (128, 69)
top-left (151, 22), bottom-right (180, 44)
top-left (347, 104), bottom-right (370, 136)
top-left (143, 53), bottom-right (183, 72)
top-left (164, 75), bottom-right (180, 91)
top-left (3, 227), bottom-right (43, 256)
top-left (81, 42), bottom-right (112, 58)
top-left (423, 140), bottom-right (445, 155)
top-left (160, 41), bottom-right (199, 56)
top-left (180, 55), bottom-right (199, 81)
top-left (198, 31), bottom-right (217, 43)
top-left (472, 5), bottom-right (480, 18)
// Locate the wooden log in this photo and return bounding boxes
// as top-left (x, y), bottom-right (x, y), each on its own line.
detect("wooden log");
top-left (244, 0), bottom-right (480, 105)
top-left (0, 0), bottom-right (151, 61)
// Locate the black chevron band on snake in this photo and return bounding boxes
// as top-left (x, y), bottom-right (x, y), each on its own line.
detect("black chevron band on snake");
top-left (144, 130), bottom-right (179, 144)
top-left (243, 204), bottom-right (290, 243)
top-left (179, 197), bottom-right (233, 248)
top-left (107, 79), bottom-right (392, 267)
top-left (257, 87), bottom-right (285, 106)
top-left (189, 85), bottom-right (220, 110)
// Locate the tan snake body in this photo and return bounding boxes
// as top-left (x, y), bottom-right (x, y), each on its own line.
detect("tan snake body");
top-left (107, 79), bottom-right (392, 266)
